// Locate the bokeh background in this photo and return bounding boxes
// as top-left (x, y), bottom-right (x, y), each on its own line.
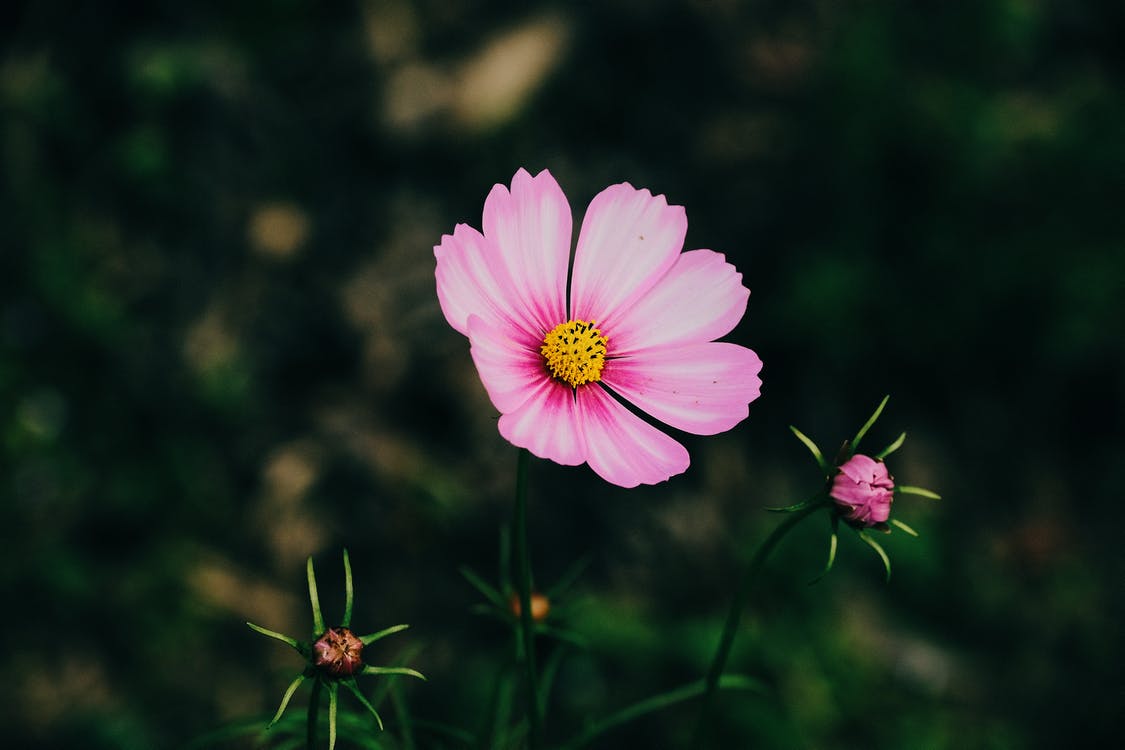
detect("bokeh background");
top-left (3, 0), bottom-right (1123, 748)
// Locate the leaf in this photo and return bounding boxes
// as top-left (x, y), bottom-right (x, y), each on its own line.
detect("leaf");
top-left (874, 431), bottom-right (906, 460)
top-left (897, 485), bottom-right (941, 500)
top-left (857, 530), bottom-right (892, 582)
top-left (307, 556), bottom-right (325, 636)
top-left (342, 549), bottom-right (354, 628)
top-left (246, 621), bottom-right (302, 651)
top-left (268, 673), bottom-right (306, 728)
top-left (808, 515), bottom-right (839, 585)
top-left (891, 518), bottom-right (919, 537)
top-left (343, 679), bottom-right (385, 731)
top-left (360, 623), bottom-right (411, 645)
top-left (459, 566), bottom-right (507, 608)
top-left (852, 395), bottom-right (890, 454)
top-left (363, 666), bottom-right (427, 680)
top-left (789, 425), bottom-right (831, 474)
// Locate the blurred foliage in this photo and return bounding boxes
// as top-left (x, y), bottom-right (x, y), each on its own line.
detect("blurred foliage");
top-left (2, 0), bottom-right (1122, 748)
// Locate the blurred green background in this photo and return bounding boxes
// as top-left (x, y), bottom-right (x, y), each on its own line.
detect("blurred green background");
top-left (3, 0), bottom-right (1123, 748)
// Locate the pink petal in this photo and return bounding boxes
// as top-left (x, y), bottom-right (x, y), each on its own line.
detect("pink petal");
top-left (498, 379), bottom-right (586, 467)
top-left (482, 168), bottom-right (571, 334)
top-left (605, 250), bottom-right (749, 355)
top-left (435, 224), bottom-right (537, 338)
top-left (467, 314), bottom-right (545, 413)
top-left (570, 183), bottom-right (687, 331)
top-left (576, 385), bottom-right (690, 487)
top-left (601, 342), bottom-right (762, 436)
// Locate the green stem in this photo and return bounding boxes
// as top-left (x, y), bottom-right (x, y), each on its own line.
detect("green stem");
top-left (513, 448), bottom-right (542, 749)
top-left (688, 501), bottom-right (825, 749)
top-left (307, 678), bottom-right (322, 750)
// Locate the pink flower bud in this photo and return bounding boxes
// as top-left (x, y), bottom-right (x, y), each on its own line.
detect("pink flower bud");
top-left (312, 626), bottom-right (365, 679)
top-left (830, 454), bottom-right (895, 527)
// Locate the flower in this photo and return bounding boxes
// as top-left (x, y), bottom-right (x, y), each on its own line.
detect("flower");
top-left (246, 550), bottom-right (424, 749)
top-left (830, 454), bottom-right (895, 527)
top-left (435, 168), bottom-right (762, 487)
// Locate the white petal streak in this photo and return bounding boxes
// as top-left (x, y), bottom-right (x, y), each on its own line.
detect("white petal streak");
top-left (577, 385), bottom-right (689, 487)
top-left (606, 250), bottom-right (749, 355)
top-left (602, 342), bottom-right (763, 436)
top-left (570, 183), bottom-right (686, 331)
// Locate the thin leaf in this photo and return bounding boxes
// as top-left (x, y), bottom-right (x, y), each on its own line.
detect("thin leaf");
top-left (874, 431), bottom-right (906, 460)
top-left (789, 425), bottom-right (831, 474)
top-left (460, 566), bottom-right (507, 608)
top-left (363, 666), bottom-right (427, 680)
top-left (559, 674), bottom-right (764, 750)
top-left (546, 554), bottom-right (592, 598)
top-left (897, 485), bottom-right (941, 500)
top-left (360, 623), bottom-right (411, 646)
top-left (268, 674), bottom-right (307, 727)
top-left (246, 621), bottom-right (302, 651)
top-left (858, 530), bottom-right (892, 582)
top-left (328, 683), bottom-right (338, 750)
top-left (891, 518), bottom-right (919, 537)
top-left (852, 395), bottom-right (890, 454)
top-left (809, 515), bottom-right (839, 585)
top-left (342, 549), bottom-right (354, 628)
top-left (344, 679), bottom-right (385, 731)
top-left (499, 525), bottom-right (512, 597)
top-left (307, 556), bottom-right (325, 636)
top-left (765, 493), bottom-right (825, 513)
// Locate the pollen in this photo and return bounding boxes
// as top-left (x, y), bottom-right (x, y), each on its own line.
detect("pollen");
top-left (540, 319), bottom-right (608, 388)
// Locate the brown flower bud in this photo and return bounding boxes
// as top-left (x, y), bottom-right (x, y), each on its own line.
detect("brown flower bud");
top-left (509, 592), bottom-right (551, 623)
top-left (311, 626), bottom-right (365, 679)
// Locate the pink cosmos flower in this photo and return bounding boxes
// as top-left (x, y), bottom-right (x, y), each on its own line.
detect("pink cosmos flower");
top-left (830, 454), bottom-right (895, 526)
top-left (434, 168), bottom-right (763, 487)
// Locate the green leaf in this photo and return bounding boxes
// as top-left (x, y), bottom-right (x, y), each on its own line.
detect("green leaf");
top-left (852, 395), bottom-right (890, 454)
top-left (460, 566), bottom-right (507, 608)
top-left (874, 431), bottom-right (906, 460)
top-left (342, 549), bottom-right (354, 628)
top-left (343, 679), bottom-right (385, 731)
top-left (546, 554), bottom-right (592, 598)
top-left (246, 621), bottom-right (302, 651)
top-left (360, 623), bottom-right (410, 645)
top-left (897, 485), bottom-right (941, 500)
top-left (789, 425), bottom-right (831, 474)
top-left (362, 666), bottom-right (427, 680)
top-left (857, 530), bottom-right (892, 582)
top-left (891, 518), bottom-right (919, 537)
top-left (307, 556), bottom-right (325, 635)
top-left (765, 493), bottom-right (826, 513)
top-left (809, 515), bottom-right (839, 585)
top-left (328, 683), bottom-right (338, 750)
top-left (268, 673), bottom-right (306, 728)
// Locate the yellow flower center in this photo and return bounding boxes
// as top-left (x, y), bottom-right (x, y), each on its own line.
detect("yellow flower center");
top-left (540, 319), bottom-right (608, 387)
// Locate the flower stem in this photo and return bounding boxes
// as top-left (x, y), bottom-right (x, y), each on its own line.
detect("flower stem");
top-left (513, 448), bottom-right (542, 748)
top-left (689, 500), bottom-right (825, 749)
top-left (307, 677), bottom-right (322, 750)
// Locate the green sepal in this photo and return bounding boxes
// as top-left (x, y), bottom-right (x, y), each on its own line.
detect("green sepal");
top-left (327, 682), bottom-right (338, 750)
top-left (342, 549), bottom-right (354, 628)
top-left (809, 514), bottom-right (839, 585)
top-left (460, 566), bottom-right (507, 608)
top-left (897, 485), bottom-right (941, 500)
top-left (362, 665), bottom-right (427, 680)
top-left (857, 530), bottom-right (892, 582)
top-left (789, 425), bottom-right (831, 475)
top-left (267, 673), bottom-right (306, 728)
top-left (343, 679), bottom-right (385, 731)
top-left (246, 621), bottom-right (302, 652)
top-left (360, 623), bottom-right (410, 645)
top-left (891, 518), bottom-right (919, 537)
top-left (875, 431), bottom-right (906, 460)
top-left (852, 395), bottom-right (890, 455)
top-left (765, 494), bottom-right (825, 513)
top-left (307, 556), bottom-right (325, 636)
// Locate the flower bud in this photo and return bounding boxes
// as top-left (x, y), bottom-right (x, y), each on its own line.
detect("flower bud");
top-left (509, 592), bottom-right (551, 623)
top-left (830, 454), bottom-right (894, 527)
top-left (312, 626), bottom-right (365, 679)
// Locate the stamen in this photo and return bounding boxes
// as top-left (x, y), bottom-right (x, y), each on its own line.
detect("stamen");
top-left (540, 319), bottom-right (608, 387)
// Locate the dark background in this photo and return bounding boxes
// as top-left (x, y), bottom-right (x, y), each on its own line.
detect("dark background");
top-left (2, 1), bottom-right (1122, 748)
